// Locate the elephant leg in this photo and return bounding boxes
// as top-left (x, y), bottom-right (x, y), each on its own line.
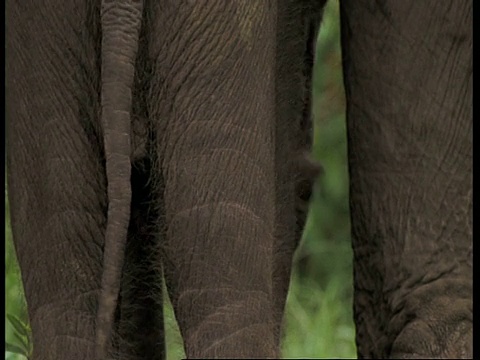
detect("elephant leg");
top-left (145, 1), bottom-right (278, 358)
top-left (6, 1), bottom-right (106, 358)
top-left (340, 0), bottom-right (472, 358)
top-left (6, 1), bottom-right (107, 358)
top-left (116, 160), bottom-right (165, 360)
top-left (272, 1), bottom-right (324, 344)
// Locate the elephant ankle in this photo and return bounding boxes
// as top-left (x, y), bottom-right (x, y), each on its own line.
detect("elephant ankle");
top-left (387, 277), bottom-right (472, 359)
top-left (389, 317), bottom-right (472, 359)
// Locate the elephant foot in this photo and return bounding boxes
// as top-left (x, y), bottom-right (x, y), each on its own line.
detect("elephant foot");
top-left (389, 319), bottom-right (472, 359)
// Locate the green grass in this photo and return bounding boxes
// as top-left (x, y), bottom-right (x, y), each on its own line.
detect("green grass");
top-left (282, 274), bottom-right (356, 358)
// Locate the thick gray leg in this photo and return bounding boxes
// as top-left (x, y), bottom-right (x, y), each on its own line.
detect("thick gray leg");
top-left (6, 1), bottom-right (104, 358)
top-left (340, 1), bottom-right (472, 358)
top-left (147, 1), bottom-right (279, 358)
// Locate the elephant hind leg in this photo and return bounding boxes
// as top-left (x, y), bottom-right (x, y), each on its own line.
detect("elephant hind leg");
top-left (6, 1), bottom-right (107, 357)
top-left (271, 1), bottom-right (324, 344)
top-left (147, 1), bottom-right (280, 357)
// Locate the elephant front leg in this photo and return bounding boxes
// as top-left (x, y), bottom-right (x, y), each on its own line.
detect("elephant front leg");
top-left (146, 1), bottom-right (278, 358)
top-left (340, 0), bottom-right (472, 358)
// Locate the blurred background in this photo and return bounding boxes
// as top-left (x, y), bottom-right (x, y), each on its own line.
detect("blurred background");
top-left (5, 1), bottom-right (354, 358)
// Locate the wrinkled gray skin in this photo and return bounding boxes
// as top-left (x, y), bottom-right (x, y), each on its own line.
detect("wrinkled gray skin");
top-left (5, 0), bottom-right (471, 359)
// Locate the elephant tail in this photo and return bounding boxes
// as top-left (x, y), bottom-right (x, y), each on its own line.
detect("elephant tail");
top-left (95, 1), bottom-right (144, 359)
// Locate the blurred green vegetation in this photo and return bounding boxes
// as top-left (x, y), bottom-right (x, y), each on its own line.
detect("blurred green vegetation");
top-left (283, 0), bottom-right (355, 357)
top-left (5, 1), bottom-right (354, 358)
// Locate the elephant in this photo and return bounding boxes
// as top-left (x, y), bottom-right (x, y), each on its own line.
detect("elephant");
top-left (5, 0), bottom-right (472, 359)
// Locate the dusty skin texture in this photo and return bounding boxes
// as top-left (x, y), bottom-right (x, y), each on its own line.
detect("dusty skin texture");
top-left (341, 1), bottom-right (472, 358)
top-left (5, 0), bottom-right (471, 359)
